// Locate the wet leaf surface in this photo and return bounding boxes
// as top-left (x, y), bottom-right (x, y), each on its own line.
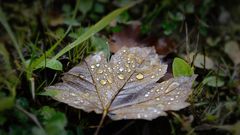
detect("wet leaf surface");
top-left (45, 47), bottom-right (196, 120)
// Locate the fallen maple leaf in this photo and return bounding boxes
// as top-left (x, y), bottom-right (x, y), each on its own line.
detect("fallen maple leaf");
top-left (45, 47), bottom-right (195, 134)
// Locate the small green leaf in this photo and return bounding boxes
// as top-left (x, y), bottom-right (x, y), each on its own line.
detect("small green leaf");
top-left (172, 57), bottom-right (194, 77)
top-left (91, 36), bottom-right (110, 60)
top-left (35, 59), bottom-right (63, 71)
top-left (203, 76), bottom-right (225, 87)
top-left (78, 0), bottom-right (93, 15)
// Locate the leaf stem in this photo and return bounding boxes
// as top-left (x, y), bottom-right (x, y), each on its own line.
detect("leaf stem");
top-left (94, 109), bottom-right (108, 135)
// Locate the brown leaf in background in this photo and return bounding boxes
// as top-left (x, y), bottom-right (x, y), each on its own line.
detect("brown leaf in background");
top-left (109, 23), bottom-right (176, 55)
top-left (109, 22), bottom-right (143, 53)
top-left (46, 47), bottom-right (195, 120)
top-left (144, 37), bottom-right (177, 55)
top-left (224, 41), bottom-right (240, 65)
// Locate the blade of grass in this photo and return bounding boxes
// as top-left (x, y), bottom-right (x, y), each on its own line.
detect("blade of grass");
top-left (0, 43), bottom-right (18, 111)
top-left (27, 0), bottom-right (80, 72)
top-left (0, 8), bottom-right (26, 66)
top-left (31, 1), bottom-right (141, 69)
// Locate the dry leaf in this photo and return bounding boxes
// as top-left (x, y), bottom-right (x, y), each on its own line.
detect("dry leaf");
top-left (109, 22), bottom-right (143, 53)
top-left (109, 23), bottom-right (176, 55)
top-left (224, 41), bottom-right (240, 65)
top-left (188, 52), bottom-right (215, 69)
top-left (45, 47), bottom-right (195, 120)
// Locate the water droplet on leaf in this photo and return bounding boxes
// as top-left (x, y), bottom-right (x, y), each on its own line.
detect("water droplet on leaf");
top-left (119, 67), bottom-right (124, 72)
top-left (117, 74), bottom-right (125, 80)
top-left (136, 73), bottom-right (144, 80)
top-left (100, 80), bottom-right (107, 85)
top-left (97, 69), bottom-right (103, 74)
top-left (91, 65), bottom-right (95, 69)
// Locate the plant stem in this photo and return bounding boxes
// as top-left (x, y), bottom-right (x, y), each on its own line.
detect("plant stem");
top-left (94, 110), bottom-right (108, 135)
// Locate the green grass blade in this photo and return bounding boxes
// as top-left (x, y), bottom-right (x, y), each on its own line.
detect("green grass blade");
top-left (0, 8), bottom-right (26, 66)
top-left (31, 1), bottom-right (139, 69)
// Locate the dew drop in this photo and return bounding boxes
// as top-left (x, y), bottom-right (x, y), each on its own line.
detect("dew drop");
top-left (108, 67), bottom-right (112, 72)
top-left (119, 67), bottom-right (124, 72)
top-left (144, 114), bottom-right (148, 118)
top-left (144, 94), bottom-right (149, 97)
top-left (136, 73), bottom-right (144, 80)
top-left (137, 114), bottom-right (141, 118)
top-left (100, 80), bottom-right (107, 85)
top-left (127, 68), bottom-right (131, 72)
top-left (153, 109), bottom-right (158, 113)
top-left (156, 98), bottom-right (160, 101)
top-left (156, 89), bottom-right (160, 92)
top-left (90, 65), bottom-right (95, 69)
top-left (159, 68), bottom-right (162, 71)
top-left (79, 75), bottom-right (85, 78)
top-left (96, 63), bottom-right (100, 67)
top-left (170, 97), bottom-right (174, 101)
top-left (97, 69), bottom-right (103, 74)
top-left (151, 75), bottom-right (155, 79)
top-left (117, 74), bottom-right (125, 80)
top-left (123, 49), bottom-right (126, 52)
top-left (70, 93), bottom-right (76, 96)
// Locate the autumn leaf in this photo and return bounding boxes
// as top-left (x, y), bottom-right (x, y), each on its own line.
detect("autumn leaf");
top-left (109, 23), bottom-right (176, 55)
top-left (45, 47), bottom-right (195, 133)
